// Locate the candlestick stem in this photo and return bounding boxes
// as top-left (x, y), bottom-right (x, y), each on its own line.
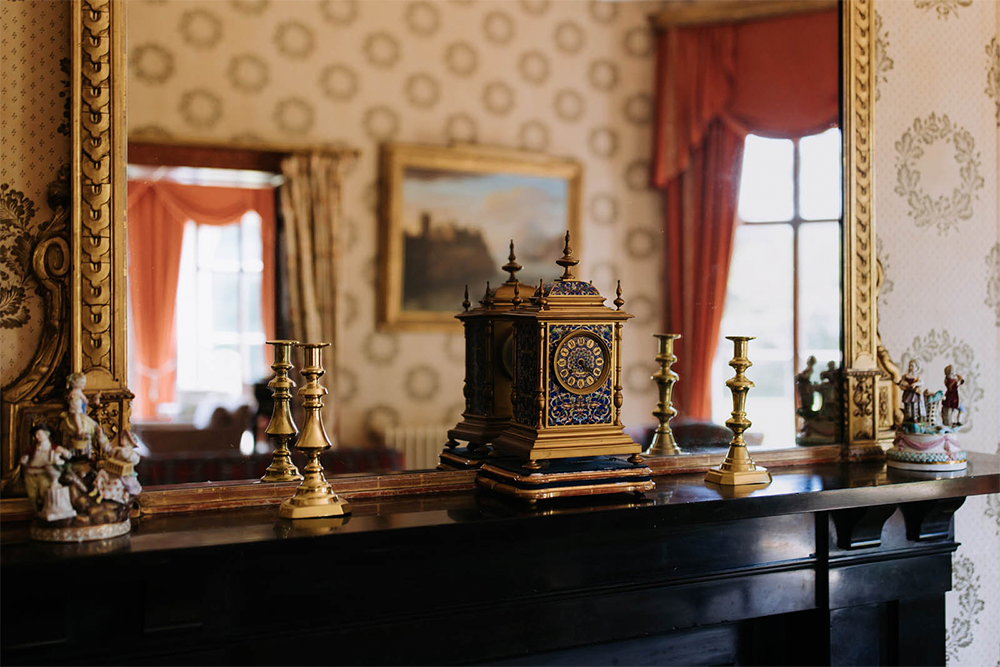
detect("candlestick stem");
top-left (279, 343), bottom-right (351, 518)
top-left (705, 336), bottom-right (771, 486)
top-left (647, 333), bottom-right (682, 456)
top-left (260, 340), bottom-right (304, 483)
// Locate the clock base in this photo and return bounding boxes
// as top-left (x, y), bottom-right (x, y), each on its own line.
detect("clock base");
top-left (477, 456), bottom-right (655, 503)
top-left (438, 445), bottom-right (495, 470)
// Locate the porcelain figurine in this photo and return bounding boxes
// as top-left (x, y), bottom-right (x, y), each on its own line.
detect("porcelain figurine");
top-left (39, 477), bottom-right (76, 523)
top-left (942, 365), bottom-right (965, 428)
top-left (795, 358), bottom-right (839, 445)
top-left (61, 372), bottom-right (109, 459)
top-left (898, 360), bottom-right (927, 424)
top-left (795, 356), bottom-right (817, 413)
top-left (20, 425), bottom-right (72, 511)
top-left (887, 361), bottom-right (967, 472)
top-left (26, 376), bottom-right (138, 542)
top-left (94, 431), bottom-right (143, 505)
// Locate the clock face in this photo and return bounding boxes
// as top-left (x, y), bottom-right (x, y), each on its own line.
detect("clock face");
top-left (553, 330), bottom-right (611, 395)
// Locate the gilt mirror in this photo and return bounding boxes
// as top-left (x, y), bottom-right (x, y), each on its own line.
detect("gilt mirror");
top-left (2, 0), bottom-right (884, 501)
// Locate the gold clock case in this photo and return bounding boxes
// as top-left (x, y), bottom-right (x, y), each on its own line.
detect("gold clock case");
top-left (491, 254), bottom-right (640, 464)
top-left (446, 296), bottom-right (516, 449)
top-left (441, 247), bottom-right (527, 469)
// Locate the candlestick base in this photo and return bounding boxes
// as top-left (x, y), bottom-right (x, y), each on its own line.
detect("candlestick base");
top-left (278, 493), bottom-right (351, 519)
top-left (705, 446), bottom-right (771, 486)
top-left (647, 430), bottom-right (681, 456)
top-left (260, 445), bottom-right (303, 483)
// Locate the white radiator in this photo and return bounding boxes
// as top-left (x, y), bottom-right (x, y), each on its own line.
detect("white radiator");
top-left (378, 425), bottom-right (450, 470)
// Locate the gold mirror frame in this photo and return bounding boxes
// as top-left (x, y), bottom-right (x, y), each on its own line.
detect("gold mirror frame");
top-left (0, 0), bottom-right (892, 514)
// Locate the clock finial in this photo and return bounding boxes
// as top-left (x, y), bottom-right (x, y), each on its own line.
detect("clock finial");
top-left (502, 239), bottom-right (522, 285)
top-left (555, 230), bottom-right (579, 280)
top-left (614, 280), bottom-right (624, 310)
top-left (462, 285), bottom-right (471, 312)
top-left (537, 278), bottom-right (548, 308)
top-left (511, 281), bottom-right (522, 308)
top-left (481, 281), bottom-right (495, 309)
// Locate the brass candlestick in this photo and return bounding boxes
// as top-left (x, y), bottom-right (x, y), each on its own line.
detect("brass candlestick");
top-left (705, 336), bottom-right (771, 486)
top-left (260, 340), bottom-right (304, 483)
top-left (279, 343), bottom-right (351, 519)
top-left (647, 333), bottom-right (682, 456)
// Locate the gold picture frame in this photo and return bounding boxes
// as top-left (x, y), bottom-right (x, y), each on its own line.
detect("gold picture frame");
top-left (377, 142), bottom-right (582, 331)
top-left (1, 0), bottom-right (894, 515)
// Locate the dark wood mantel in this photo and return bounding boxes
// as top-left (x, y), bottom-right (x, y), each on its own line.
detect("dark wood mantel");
top-left (2, 454), bottom-right (997, 666)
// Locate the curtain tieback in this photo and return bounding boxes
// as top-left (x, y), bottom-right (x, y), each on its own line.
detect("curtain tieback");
top-left (134, 360), bottom-right (177, 402)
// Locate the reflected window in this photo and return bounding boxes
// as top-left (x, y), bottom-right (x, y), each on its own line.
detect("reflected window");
top-left (125, 165), bottom-right (278, 425)
top-left (174, 213), bottom-right (267, 399)
top-left (711, 128), bottom-right (842, 446)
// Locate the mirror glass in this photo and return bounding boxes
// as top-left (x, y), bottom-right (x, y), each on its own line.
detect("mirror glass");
top-left (125, 0), bottom-right (841, 485)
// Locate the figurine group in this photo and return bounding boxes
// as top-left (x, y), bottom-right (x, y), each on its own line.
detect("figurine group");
top-left (887, 360), bottom-right (967, 471)
top-left (795, 356), bottom-right (841, 444)
top-left (21, 373), bottom-right (142, 537)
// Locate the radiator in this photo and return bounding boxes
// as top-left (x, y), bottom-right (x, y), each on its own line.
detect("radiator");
top-left (378, 424), bottom-right (450, 470)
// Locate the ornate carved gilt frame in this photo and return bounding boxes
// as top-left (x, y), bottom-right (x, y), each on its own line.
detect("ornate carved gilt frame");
top-left (2, 0), bottom-right (130, 504)
top-left (0, 0), bottom-right (891, 515)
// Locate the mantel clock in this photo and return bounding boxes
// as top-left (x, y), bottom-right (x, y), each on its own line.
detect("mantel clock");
top-left (479, 233), bottom-right (654, 501)
top-left (439, 243), bottom-right (525, 470)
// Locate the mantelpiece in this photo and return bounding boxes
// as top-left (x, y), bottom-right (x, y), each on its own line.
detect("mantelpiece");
top-left (2, 455), bottom-right (997, 665)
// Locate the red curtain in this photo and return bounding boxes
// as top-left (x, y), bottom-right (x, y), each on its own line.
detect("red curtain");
top-left (651, 10), bottom-right (838, 420)
top-left (127, 181), bottom-right (276, 420)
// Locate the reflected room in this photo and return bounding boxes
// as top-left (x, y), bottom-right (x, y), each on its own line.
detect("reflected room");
top-left (124, 0), bottom-right (841, 485)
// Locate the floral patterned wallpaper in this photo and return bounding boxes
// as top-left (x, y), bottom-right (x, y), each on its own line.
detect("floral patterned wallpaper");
top-left (875, 1), bottom-right (1000, 664)
top-left (126, 0), bottom-right (665, 443)
top-left (0, 0), bottom-right (70, 388)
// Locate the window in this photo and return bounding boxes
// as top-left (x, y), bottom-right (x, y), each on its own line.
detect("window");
top-left (125, 164), bottom-right (278, 424)
top-left (710, 128), bottom-right (842, 446)
top-left (174, 212), bottom-right (268, 399)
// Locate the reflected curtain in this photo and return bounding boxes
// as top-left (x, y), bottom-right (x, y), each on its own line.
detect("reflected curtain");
top-left (278, 153), bottom-right (344, 440)
top-left (651, 9), bottom-right (838, 420)
top-left (127, 181), bottom-right (276, 420)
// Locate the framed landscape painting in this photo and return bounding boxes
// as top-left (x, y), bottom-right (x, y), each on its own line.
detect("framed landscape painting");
top-left (378, 142), bottom-right (582, 331)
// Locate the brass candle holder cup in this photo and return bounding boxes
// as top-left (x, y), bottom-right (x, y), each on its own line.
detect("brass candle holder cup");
top-left (705, 336), bottom-right (771, 486)
top-left (647, 333), bottom-right (682, 456)
top-left (260, 340), bottom-right (304, 483)
top-left (279, 343), bottom-right (351, 519)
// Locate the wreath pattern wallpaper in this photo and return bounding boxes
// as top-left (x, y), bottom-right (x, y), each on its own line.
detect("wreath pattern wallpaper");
top-left (1, 2), bottom-right (998, 662)
top-left (877, 1), bottom-right (1000, 664)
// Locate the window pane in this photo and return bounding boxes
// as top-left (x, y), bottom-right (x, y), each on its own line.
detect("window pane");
top-left (204, 344), bottom-right (244, 394)
top-left (711, 224), bottom-right (794, 447)
top-left (798, 221), bottom-right (842, 364)
top-left (799, 128), bottom-right (842, 220)
top-left (737, 134), bottom-right (794, 222)
top-left (198, 223), bottom-right (241, 267)
top-left (211, 273), bottom-right (240, 333)
top-left (720, 224), bottom-right (794, 350)
top-left (242, 211), bottom-right (264, 271)
top-left (174, 222), bottom-right (199, 391)
top-left (247, 343), bottom-right (267, 383)
top-left (245, 272), bottom-right (264, 334)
